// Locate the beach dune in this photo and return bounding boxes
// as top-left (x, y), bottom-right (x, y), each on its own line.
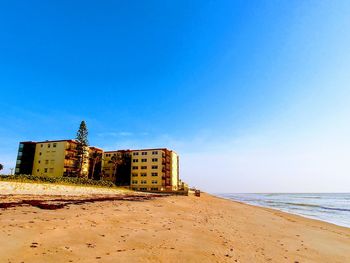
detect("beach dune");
top-left (0, 183), bottom-right (349, 263)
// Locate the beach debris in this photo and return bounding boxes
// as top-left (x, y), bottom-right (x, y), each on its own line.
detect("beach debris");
top-left (0, 194), bottom-right (166, 210)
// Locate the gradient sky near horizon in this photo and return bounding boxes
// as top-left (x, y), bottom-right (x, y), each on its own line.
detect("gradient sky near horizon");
top-left (1, 1), bottom-right (350, 192)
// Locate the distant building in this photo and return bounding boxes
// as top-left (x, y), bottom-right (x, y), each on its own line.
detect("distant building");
top-left (130, 148), bottom-right (179, 192)
top-left (15, 140), bottom-right (182, 193)
top-left (15, 140), bottom-right (102, 178)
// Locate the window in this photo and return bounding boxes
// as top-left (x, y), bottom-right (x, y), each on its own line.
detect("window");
top-left (152, 151), bottom-right (158, 155)
top-left (41, 144), bottom-right (43, 148)
top-left (132, 159), bottom-right (139, 163)
top-left (152, 172), bottom-right (158, 177)
top-left (141, 158), bottom-right (147, 162)
top-left (151, 187), bottom-right (158, 191)
top-left (45, 160), bottom-right (49, 164)
top-left (39, 152), bottom-right (42, 156)
top-left (141, 152), bottom-right (147, 155)
top-left (141, 180), bottom-right (147, 184)
top-left (141, 173), bottom-right (147, 177)
top-left (53, 143), bottom-right (57, 148)
top-left (132, 180), bottom-right (138, 184)
top-left (37, 169), bottom-right (39, 172)
top-left (141, 166), bottom-right (147, 170)
top-left (132, 166), bottom-right (138, 170)
top-left (132, 173), bottom-right (138, 177)
top-left (38, 160), bottom-right (41, 164)
top-left (152, 180), bottom-right (158, 184)
top-left (133, 152), bottom-right (139, 156)
top-left (152, 158), bottom-right (158, 162)
top-left (140, 187), bottom-right (147, 191)
top-left (152, 165), bottom-right (158, 169)
top-left (44, 168), bottom-right (48, 173)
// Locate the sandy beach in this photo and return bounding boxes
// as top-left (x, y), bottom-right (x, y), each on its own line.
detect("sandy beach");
top-left (0, 182), bottom-right (350, 263)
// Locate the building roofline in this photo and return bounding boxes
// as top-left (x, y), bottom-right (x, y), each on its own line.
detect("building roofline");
top-left (105, 148), bottom-right (177, 154)
top-left (104, 150), bottom-right (131, 153)
top-left (36, 139), bottom-right (78, 144)
top-left (131, 148), bottom-right (175, 152)
top-left (89, 146), bottom-right (103, 151)
top-left (18, 141), bottom-right (177, 154)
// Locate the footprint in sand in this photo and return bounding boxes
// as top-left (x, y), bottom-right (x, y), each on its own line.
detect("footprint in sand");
top-left (86, 243), bottom-right (95, 248)
top-left (30, 242), bottom-right (39, 248)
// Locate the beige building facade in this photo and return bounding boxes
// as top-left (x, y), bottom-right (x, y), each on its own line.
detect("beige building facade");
top-left (130, 148), bottom-right (179, 192)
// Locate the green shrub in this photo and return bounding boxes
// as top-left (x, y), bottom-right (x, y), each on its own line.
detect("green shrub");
top-left (0, 174), bottom-right (116, 188)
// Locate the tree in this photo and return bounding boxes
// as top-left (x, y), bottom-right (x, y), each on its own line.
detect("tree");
top-left (108, 153), bottom-right (124, 182)
top-left (0, 163), bottom-right (3, 173)
top-left (75, 121), bottom-right (89, 177)
top-left (89, 151), bottom-right (102, 179)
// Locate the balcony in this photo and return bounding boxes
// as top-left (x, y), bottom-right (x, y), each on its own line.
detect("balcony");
top-left (65, 154), bottom-right (76, 159)
top-left (162, 166), bottom-right (170, 172)
top-left (65, 147), bottom-right (76, 152)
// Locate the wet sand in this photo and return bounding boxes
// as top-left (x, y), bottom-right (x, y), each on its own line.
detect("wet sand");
top-left (0, 184), bottom-right (350, 262)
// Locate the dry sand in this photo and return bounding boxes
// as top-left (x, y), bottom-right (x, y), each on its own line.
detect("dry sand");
top-left (0, 181), bottom-right (133, 196)
top-left (0, 182), bottom-right (350, 263)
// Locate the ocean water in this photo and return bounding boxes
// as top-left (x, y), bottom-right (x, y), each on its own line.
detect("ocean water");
top-left (217, 193), bottom-right (350, 228)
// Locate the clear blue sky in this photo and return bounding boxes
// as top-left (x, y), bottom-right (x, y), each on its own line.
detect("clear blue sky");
top-left (1, 1), bottom-right (350, 192)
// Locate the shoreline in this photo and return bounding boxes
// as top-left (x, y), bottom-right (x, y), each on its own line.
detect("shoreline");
top-left (214, 194), bottom-right (350, 230)
top-left (1, 183), bottom-right (350, 262)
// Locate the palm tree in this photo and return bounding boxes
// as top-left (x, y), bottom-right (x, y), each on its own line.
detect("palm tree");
top-left (89, 151), bottom-right (102, 179)
top-left (108, 153), bottom-right (124, 182)
top-left (0, 163), bottom-right (3, 173)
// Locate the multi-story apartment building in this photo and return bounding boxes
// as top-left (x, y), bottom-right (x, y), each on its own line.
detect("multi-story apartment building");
top-left (15, 140), bottom-right (102, 178)
top-left (15, 140), bottom-right (182, 193)
top-left (129, 148), bottom-right (179, 192)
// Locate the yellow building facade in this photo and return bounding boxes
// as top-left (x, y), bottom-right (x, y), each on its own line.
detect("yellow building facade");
top-left (31, 140), bottom-right (93, 177)
top-left (102, 151), bottom-right (120, 181)
top-left (130, 148), bottom-right (179, 192)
